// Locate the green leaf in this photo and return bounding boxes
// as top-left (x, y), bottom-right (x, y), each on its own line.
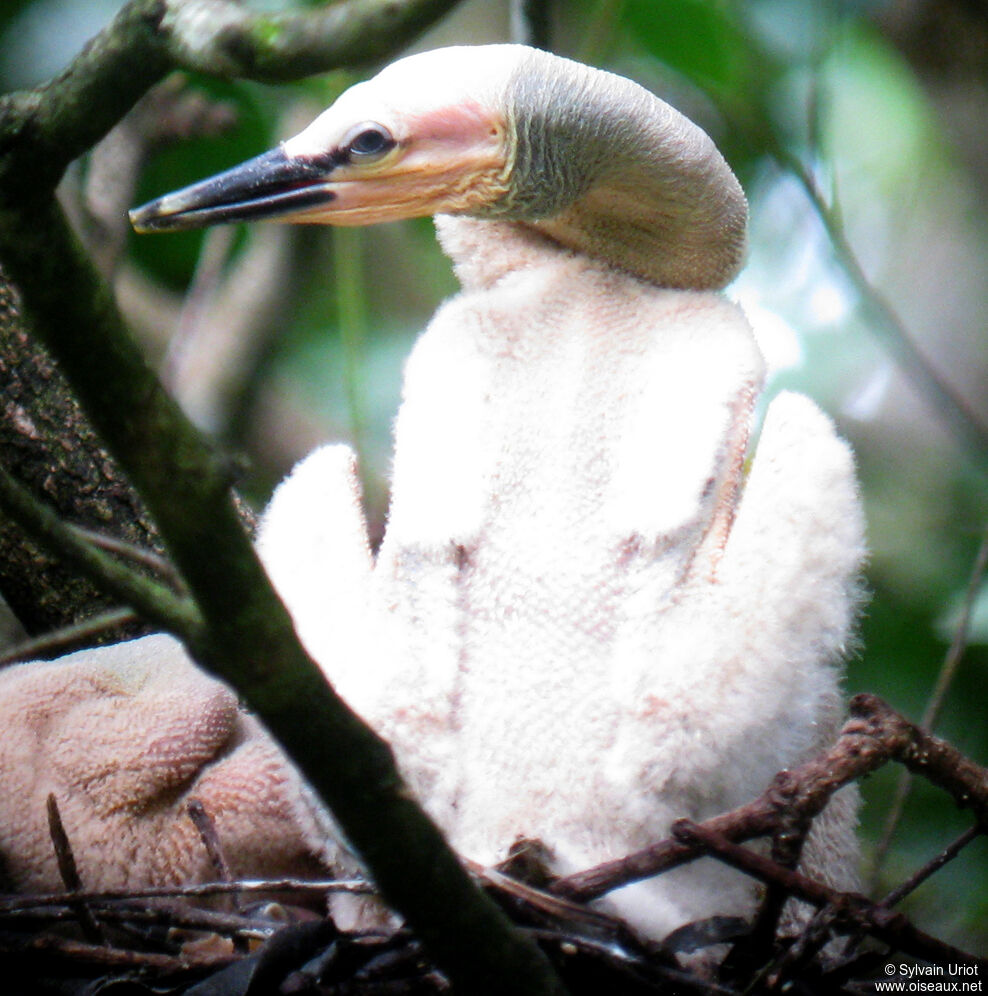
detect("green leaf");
top-left (621, 0), bottom-right (750, 92)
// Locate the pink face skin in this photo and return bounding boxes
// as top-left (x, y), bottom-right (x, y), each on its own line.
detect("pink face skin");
top-left (280, 91), bottom-right (511, 225)
top-left (132, 46), bottom-right (527, 234)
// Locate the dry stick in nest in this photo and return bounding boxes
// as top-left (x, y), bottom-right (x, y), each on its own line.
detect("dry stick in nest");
top-left (0, 931), bottom-right (236, 977)
top-left (551, 693), bottom-right (987, 970)
top-left (553, 693), bottom-right (988, 905)
top-left (764, 907), bottom-right (842, 992)
top-left (742, 798), bottom-right (812, 969)
top-left (45, 794), bottom-right (104, 947)
top-left (186, 799), bottom-right (240, 916)
top-left (671, 821), bottom-right (984, 970)
top-left (831, 824), bottom-right (985, 975)
top-left (0, 878), bottom-right (377, 915)
top-left (6, 693), bottom-right (986, 988)
top-left (3, 897), bottom-right (276, 941)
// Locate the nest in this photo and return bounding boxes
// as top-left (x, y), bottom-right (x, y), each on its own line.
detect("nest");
top-left (1, 694), bottom-right (984, 995)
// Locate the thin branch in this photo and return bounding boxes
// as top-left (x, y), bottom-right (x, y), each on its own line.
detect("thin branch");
top-left (872, 518), bottom-right (988, 881)
top-left (163, 226), bottom-right (235, 396)
top-left (879, 825), bottom-right (983, 910)
top-left (74, 74), bottom-right (238, 278)
top-left (758, 907), bottom-right (839, 994)
top-left (0, 0), bottom-right (464, 199)
top-left (922, 521), bottom-right (988, 732)
top-left (775, 149), bottom-right (988, 471)
top-left (0, 931), bottom-right (234, 974)
top-left (69, 524), bottom-right (182, 587)
top-left (467, 860), bottom-right (627, 939)
top-left (169, 222), bottom-right (309, 433)
top-left (745, 812), bottom-right (810, 966)
top-left (527, 927), bottom-right (738, 996)
top-left (553, 694), bottom-right (988, 903)
top-left (0, 0), bottom-right (170, 198)
top-left (0, 877), bottom-right (376, 914)
top-left (0, 465), bottom-right (203, 638)
top-left (0, 607), bottom-right (138, 666)
top-left (0, 899), bottom-right (275, 942)
top-left (334, 226), bottom-right (371, 485)
top-left (672, 820), bottom-right (986, 969)
top-left (45, 795), bottom-right (105, 946)
top-left (187, 798), bottom-right (240, 914)
top-left (163, 100), bottom-right (315, 434)
top-left (164, 0), bottom-right (465, 83)
top-left (712, 82), bottom-right (988, 471)
top-left (187, 799), bottom-right (234, 884)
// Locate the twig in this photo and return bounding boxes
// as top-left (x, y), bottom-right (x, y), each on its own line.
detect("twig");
top-left (187, 799), bottom-right (234, 885)
top-left (745, 813), bottom-right (810, 966)
top-left (162, 225), bottom-right (235, 396)
top-left (775, 149), bottom-right (988, 471)
top-left (839, 831), bottom-right (983, 992)
top-left (76, 74), bottom-right (238, 277)
top-left (922, 521), bottom-right (988, 735)
top-left (69, 524), bottom-right (182, 587)
top-left (154, 103), bottom-right (318, 435)
top-left (45, 796), bottom-right (84, 894)
top-left (0, 877), bottom-right (376, 914)
top-left (45, 795), bottom-right (104, 946)
top-left (0, 607), bottom-right (138, 666)
top-left (0, 930), bottom-right (235, 974)
top-left (879, 825), bottom-right (984, 910)
top-left (553, 694), bottom-right (988, 903)
top-left (872, 519), bottom-right (988, 881)
top-left (528, 927), bottom-right (739, 995)
top-left (717, 82), bottom-right (988, 469)
top-left (0, 898), bottom-right (276, 941)
top-left (759, 906), bottom-right (839, 993)
top-left (334, 225), bottom-right (372, 491)
top-left (187, 798), bottom-right (241, 916)
top-left (164, 134), bottom-right (311, 434)
top-left (467, 860), bottom-right (628, 940)
top-left (672, 820), bottom-right (985, 969)
top-left (0, 465), bottom-right (203, 639)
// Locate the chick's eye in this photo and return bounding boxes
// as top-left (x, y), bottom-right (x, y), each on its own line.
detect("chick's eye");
top-left (343, 123), bottom-right (395, 163)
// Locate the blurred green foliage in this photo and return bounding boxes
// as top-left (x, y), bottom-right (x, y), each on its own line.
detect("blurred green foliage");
top-left (1, 0), bottom-right (985, 956)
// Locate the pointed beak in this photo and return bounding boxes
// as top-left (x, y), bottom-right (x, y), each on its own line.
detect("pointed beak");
top-left (129, 147), bottom-right (340, 233)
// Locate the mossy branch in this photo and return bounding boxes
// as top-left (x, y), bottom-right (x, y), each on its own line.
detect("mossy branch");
top-left (163, 0), bottom-right (463, 83)
top-left (0, 0), bottom-right (462, 198)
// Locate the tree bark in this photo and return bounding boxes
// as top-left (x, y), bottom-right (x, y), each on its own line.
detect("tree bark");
top-left (0, 270), bottom-right (159, 640)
